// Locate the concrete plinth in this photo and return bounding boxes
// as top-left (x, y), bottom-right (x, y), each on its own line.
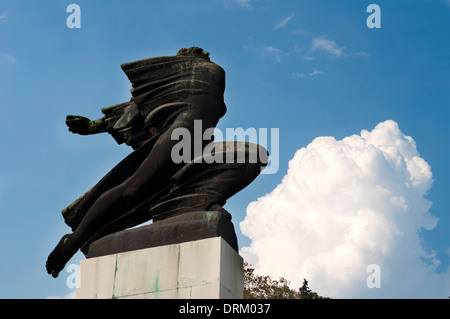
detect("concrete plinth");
top-left (75, 237), bottom-right (243, 299)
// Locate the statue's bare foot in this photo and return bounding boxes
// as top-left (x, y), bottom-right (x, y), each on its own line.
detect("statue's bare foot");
top-left (46, 234), bottom-right (79, 278)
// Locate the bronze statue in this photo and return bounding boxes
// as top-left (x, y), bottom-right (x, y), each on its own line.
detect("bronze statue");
top-left (46, 47), bottom-right (268, 278)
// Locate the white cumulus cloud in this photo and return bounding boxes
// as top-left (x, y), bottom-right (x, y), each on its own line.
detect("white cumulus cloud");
top-left (274, 13), bottom-right (295, 30)
top-left (311, 36), bottom-right (344, 57)
top-left (263, 45), bottom-right (282, 62)
top-left (309, 69), bottom-right (324, 76)
top-left (240, 120), bottom-right (450, 298)
top-left (0, 11), bottom-right (8, 22)
top-left (231, 0), bottom-right (252, 9)
top-left (0, 53), bottom-right (17, 66)
top-left (310, 36), bottom-right (368, 59)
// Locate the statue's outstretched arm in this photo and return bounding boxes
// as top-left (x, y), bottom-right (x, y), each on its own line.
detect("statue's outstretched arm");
top-left (66, 115), bottom-right (107, 135)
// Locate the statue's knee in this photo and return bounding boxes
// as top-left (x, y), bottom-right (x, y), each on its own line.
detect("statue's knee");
top-left (120, 181), bottom-right (139, 200)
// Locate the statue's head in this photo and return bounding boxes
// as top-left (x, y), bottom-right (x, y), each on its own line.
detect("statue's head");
top-left (177, 47), bottom-right (210, 61)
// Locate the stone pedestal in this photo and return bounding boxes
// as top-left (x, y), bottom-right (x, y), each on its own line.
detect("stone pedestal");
top-left (85, 211), bottom-right (238, 258)
top-left (75, 237), bottom-right (243, 299)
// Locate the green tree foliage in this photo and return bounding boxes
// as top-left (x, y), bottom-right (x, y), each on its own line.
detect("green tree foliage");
top-left (243, 263), bottom-right (330, 299)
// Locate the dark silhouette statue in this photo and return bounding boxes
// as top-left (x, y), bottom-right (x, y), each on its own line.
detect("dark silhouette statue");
top-left (46, 47), bottom-right (268, 278)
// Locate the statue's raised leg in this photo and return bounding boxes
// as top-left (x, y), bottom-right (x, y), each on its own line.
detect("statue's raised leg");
top-left (82, 141), bottom-right (268, 257)
top-left (62, 129), bottom-right (166, 230)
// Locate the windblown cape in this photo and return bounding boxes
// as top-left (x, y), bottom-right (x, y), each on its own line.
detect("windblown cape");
top-left (102, 56), bottom-right (227, 149)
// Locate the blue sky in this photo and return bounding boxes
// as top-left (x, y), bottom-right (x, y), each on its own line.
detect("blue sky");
top-left (0, 0), bottom-right (448, 298)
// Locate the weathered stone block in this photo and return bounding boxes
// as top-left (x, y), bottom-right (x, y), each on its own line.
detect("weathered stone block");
top-left (75, 237), bottom-right (243, 299)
